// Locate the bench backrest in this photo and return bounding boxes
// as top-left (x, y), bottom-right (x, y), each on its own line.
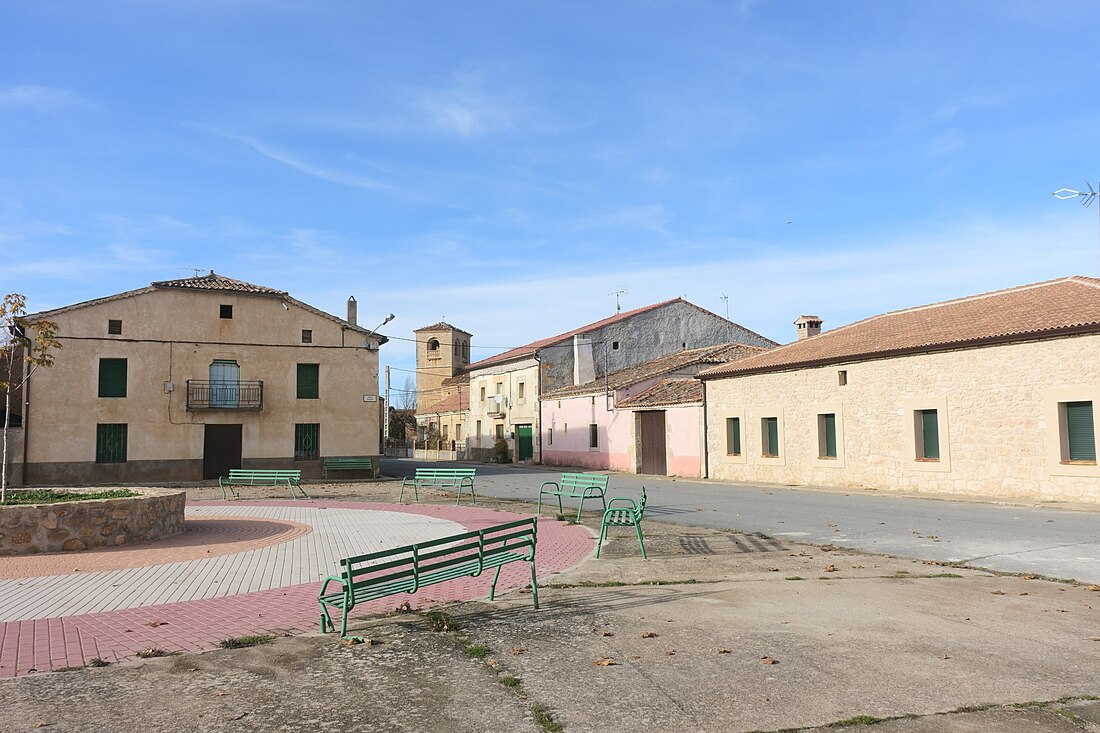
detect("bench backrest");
top-left (559, 473), bottom-right (609, 490)
top-left (228, 469), bottom-right (301, 480)
top-left (414, 468), bottom-right (476, 479)
top-left (340, 517), bottom-right (536, 592)
top-left (324, 457), bottom-right (374, 466)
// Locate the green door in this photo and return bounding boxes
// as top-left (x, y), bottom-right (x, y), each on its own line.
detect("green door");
top-left (517, 425), bottom-right (534, 461)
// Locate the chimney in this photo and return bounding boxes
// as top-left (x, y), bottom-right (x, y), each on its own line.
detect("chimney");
top-left (347, 296), bottom-right (357, 326)
top-left (794, 315), bottom-right (822, 340)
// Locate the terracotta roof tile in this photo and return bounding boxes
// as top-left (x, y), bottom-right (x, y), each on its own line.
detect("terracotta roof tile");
top-left (414, 321), bottom-right (472, 336)
top-left (699, 276), bottom-right (1100, 379)
top-left (617, 378), bottom-right (702, 408)
top-left (545, 343), bottom-right (769, 398)
top-left (151, 271), bottom-right (288, 295)
top-left (421, 385), bottom-right (469, 415)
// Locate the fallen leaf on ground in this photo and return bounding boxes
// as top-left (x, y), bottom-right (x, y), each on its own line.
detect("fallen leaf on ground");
top-left (823, 565), bottom-right (839, 573)
top-left (718, 649), bottom-right (732, 654)
top-left (143, 620), bottom-right (167, 627)
top-left (991, 590), bottom-right (1006, 595)
top-left (593, 657), bottom-right (617, 666)
top-left (641, 631), bottom-right (658, 639)
top-left (600, 630), bottom-right (614, 637)
top-left (1022, 575), bottom-right (1038, 580)
top-left (942, 655), bottom-right (951, 660)
top-left (510, 647), bottom-right (527, 655)
top-left (1085, 585), bottom-right (1100, 592)
top-left (761, 656), bottom-right (778, 665)
top-left (766, 567), bottom-right (780, 572)
top-left (666, 651), bottom-right (676, 656)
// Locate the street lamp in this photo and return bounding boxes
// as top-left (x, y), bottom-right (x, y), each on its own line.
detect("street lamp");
top-left (1052, 182), bottom-right (1099, 275)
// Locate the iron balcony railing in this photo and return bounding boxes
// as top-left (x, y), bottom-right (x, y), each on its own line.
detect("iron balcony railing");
top-left (186, 380), bottom-right (264, 410)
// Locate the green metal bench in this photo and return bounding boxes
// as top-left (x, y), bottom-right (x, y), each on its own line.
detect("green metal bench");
top-left (398, 467), bottom-right (477, 505)
top-left (322, 457), bottom-right (375, 480)
top-left (219, 468), bottom-right (307, 500)
top-left (596, 487), bottom-right (648, 559)
top-left (318, 516), bottom-right (538, 638)
top-left (537, 472), bottom-right (609, 521)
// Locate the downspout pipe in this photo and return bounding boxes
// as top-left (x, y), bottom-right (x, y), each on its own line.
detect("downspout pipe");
top-left (701, 378), bottom-right (709, 479)
top-left (20, 358), bottom-right (30, 486)
top-left (534, 351), bottom-right (542, 462)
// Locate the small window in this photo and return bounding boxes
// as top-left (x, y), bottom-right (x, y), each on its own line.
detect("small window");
top-left (819, 413), bottom-right (837, 459)
top-left (427, 338), bottom-right (439, 352)
top-left (495, 383), bottom-right (503, 396)
top-left (495, 424), bottom-right (504, 440)
top-left (476, 419), bottom-right (482, 437)
top-left (95, 424), bottom-right (127, 464)
top-left (589, 423), bottom-right (599, 449)
top-left (518, 382), bottom-right (525, 401)
top-left (916, 409), bottom-right (940, 461)
top-left (564, 422), bottom-right (568, 433)
top-left (1062, 401), bottom-right (1096, 463)
top-left (838, 370), bottom-right (847, 386)
top-left (762, 417), bottom-right (779, 457)
top-left (725, 417), bottom-right (741, 456)
top-left (480, 386), bottom-right (486, 402)
top-left (107, 319), bottom-right (122, 335)
top-left (455, 424), bottom-right (463, 441)
top-left (548, 427), bottom-right (553, 445)
top-left (220, 304), bottom-right (233, 319)
top-left (297, 363), bottom-right (319, 399)
top-left (301, 330), bottom-right (312, 344)
top-left (98, 359), bottom-right (127, 398)
top-left (442, 424), bottom-right (448, 440)
top-left (612, 341), bottom-right (619, 350)
top-left (590, 396), bottom-right (595, 406)
top-left (294, 423), bottom-right (320, 460)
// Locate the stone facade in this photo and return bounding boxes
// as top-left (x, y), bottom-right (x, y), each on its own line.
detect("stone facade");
top-left (0, 488), bottom-right (185, 555)
top-left (704, 333), bottom-right (1100, 503)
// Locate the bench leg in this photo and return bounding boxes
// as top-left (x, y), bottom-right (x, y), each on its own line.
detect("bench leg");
top-left (489, 565), bottom-right (503, 602)
top-left (530, 561), bottom-right (539, 609)
top-left (634, 521), bottom-right (647, 560)
top-left (292, 481), bottom-right (309, 500)
top-left (596, 518), bottom-right (608, 559)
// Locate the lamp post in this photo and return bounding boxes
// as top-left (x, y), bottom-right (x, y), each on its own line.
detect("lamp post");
top-left (1052, 182), bottom-right (1099, 275)
top-left (370, 314), bottom-right (395, 445)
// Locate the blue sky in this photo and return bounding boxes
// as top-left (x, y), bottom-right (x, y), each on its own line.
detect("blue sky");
top-left (3, 1), bottom-right (1100, 389)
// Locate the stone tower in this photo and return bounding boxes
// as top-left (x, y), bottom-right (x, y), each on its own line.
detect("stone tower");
top-left (413, 322), bottom-right (472, 414)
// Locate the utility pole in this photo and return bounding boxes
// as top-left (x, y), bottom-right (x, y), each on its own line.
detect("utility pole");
top-left (383, 366), bottom-right (390, 443)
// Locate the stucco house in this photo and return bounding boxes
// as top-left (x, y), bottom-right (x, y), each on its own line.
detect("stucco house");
top-left (699, 276), bottom-right (1100, 503)
top-left (447, 298), bottom-right (775, 463)
top-left (6, 272), bottom-right (386, 485)
top-left (541, 343), bottom-right (768, 477)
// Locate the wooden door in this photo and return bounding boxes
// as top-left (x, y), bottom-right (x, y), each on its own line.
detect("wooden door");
top-left (203, 424), bottom-right (242, 479)
top-left (639, 411), bottom-right (667, 475)
top-left (517, 424), bottom-right (534, 461)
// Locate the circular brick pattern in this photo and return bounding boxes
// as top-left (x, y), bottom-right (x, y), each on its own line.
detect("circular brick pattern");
top-left (0, 516), bottom-right (311, 580)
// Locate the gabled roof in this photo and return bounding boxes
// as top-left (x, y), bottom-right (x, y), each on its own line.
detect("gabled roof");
top-left (151, 271), bottom-right (288, 295)
top-left (617, 379), bottom-right (702, 408)
top-left (544, 343), bottom-right (769, 399)
top-left (415, 321), bottom-right (473, 336)
top-left (421, 379), bottom-right (470, 415)
top-left (699, 276), bottom-right (1100, 380)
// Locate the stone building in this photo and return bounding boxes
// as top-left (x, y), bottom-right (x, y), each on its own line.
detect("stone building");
top-left (699, 276), bottom-right (1100, 503)
top-left (6, 272), bottom-right (386, 484)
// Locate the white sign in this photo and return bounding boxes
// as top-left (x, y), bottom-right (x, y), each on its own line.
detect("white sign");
top-left (362, 395), bottom-right (378, 402)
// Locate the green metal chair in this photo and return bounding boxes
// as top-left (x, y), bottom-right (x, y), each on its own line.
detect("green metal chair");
top-left (596, 487), bottom-right (647, 560)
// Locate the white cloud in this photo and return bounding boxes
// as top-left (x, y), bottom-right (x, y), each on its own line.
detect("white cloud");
top-left (0, 85), bottom-right (86, 111)
top-left (415, 73), bottom-right (526, 138)
top-left (220, 132), bottom-right (391, 190)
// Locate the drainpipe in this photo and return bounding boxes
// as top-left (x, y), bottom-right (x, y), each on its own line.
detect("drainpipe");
top-left (20, 359), bottom-right (31, 486)
top-left (701, 378), bottom-right (709, 479)
top-left (534, 351), bottom-right (542, 462)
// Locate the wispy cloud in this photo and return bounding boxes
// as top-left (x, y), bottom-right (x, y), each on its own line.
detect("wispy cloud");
top-left (573, 205), bottom-right (670, 235)
top-left (0, 85), bottom-right (86, 111)
top-left (415, 73), bottom-right (527, 138)
top-left (218, 131), bottom-right (391, 190)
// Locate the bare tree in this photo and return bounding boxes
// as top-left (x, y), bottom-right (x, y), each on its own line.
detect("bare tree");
top-left (397, 376), bottom-right (417, 411)
top-left (2, 294), bottom-right (61, 501)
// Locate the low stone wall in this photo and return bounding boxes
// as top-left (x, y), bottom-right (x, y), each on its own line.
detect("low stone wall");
top-left (0, 488), bottom-right (186, 556)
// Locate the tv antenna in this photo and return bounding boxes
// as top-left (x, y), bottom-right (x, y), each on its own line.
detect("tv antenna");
top-left (608, 289), bottom-right (628, 314)
top-left (1053, 181), bottom-right (1100, 275)
top-left (181, 267), bottom-right (206, 277)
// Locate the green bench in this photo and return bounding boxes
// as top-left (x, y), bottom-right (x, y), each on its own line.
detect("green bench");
top-left (399, 467), bottom-right (477, 504)
top-left (596, 487), bottom-right (648, 559)
top-left (537, 472), bottom-right (609, 521)
top-left (322, 457), bottom-right (375, 480)
top-left (219, 469), bottom-right (308, 500)
top-left (318, 516), bottom-right (539, 638)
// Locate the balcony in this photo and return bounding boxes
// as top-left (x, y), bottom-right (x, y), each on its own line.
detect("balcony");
top-left (186, 380), bottom-right (264, 411)
top-left (486, 397), bottom-right (505, 416)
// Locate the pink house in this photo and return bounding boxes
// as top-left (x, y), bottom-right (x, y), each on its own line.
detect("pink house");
top-left (541, 344), bottom-right (769, 477)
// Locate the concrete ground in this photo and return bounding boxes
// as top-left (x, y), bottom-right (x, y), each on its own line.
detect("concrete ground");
top-left (1, 480), bottom-right (1097, 733)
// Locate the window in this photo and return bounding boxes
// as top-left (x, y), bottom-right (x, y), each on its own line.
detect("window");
top-left (297, 364), bottom-right (319, 399)
top-left (1063, 401), bottom-right (1096, 463)
top-left (294, 423), bottom-right (320, 460)
top-left (548, 428), bottom-right (553, 445)
top-left (916, 409), bottom-right (940, 460)
top-left (819, 413), bottom-right (837, 459)
top-left (589, 423), bottom-right (599, 449)
top-left (725, 417), bottom-right (741, 456)
top-left (476, 420), bottom-right (481, 437)
top-left (455, 424), bottom-right (462, 441)
top-left (209, 360), bottom-right (240, 408)
top-left (442, 424), bottom-right (448, 440)
top-left (95, 424), bottom-right (127, 464)
top-left (301, 330), bottom-right (312, 344)
top-left (762, 417), bottom-right (779, 457)
top-left (518, 382), bottom-right (525, 401)
top-left (838, 370), bottom-right (847, 386)
top-left (480, 386), bottom-right (486, 402)
top-left (427, 338), bottom-right (439, 353)
top-left (220, 304), bottom-right (233, 319)
top-left (98, 359), bottom-right (127, 398)
top-left (564, 422), bottom-right (568, 433)
top-left (495, 424), bottom-right (504, 440)
top-left (107, 319), bottom-right (122, 335)
top-left (612, 341), bottom-right (619, 350)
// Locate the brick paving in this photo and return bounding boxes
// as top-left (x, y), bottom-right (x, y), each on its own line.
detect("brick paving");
top-left (0, 500), bottom-right (593, 677)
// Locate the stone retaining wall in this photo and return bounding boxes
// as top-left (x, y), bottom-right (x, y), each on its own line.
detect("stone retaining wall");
top-left (0, 488), bottom-right (186, 555)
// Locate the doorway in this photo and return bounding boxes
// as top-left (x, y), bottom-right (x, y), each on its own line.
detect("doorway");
top-left (516, 424), bottom-right (534, 461)
top-left (639, 411), bottom-right (667, 475)
top-left (203, 424), bottom-right (242, 480)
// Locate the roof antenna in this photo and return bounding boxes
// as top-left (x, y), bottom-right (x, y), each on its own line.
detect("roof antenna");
top-left (1053, 181), bottom-right (1100, 276)
top-left (608, 289), bottom-right (627, 314)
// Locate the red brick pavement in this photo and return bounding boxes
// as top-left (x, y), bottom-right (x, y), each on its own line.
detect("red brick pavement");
top-left (0, 501), bottom-right (594, 677)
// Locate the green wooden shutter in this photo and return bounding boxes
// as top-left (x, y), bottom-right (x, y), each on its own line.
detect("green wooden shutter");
top-left (296, 364), bottom-right (319, 399)
top-left (822, 413), bottom-right (837, 458)
top-left (98, 359), bottom-right (127, 398)
top-left (726, 417), bottom-right (741, 455)
top-left (764, 417), bottom-right (779, 457)
top-left (920, 410), bottom-right (940, 460)
top-left (96, 424), bottom-right (128, 463)
top-left (1066, 401), bottom-right (1096, 461)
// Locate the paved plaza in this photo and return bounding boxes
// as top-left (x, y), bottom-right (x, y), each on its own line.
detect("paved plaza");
top-left (0, 499), bottom-right (593, 677)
